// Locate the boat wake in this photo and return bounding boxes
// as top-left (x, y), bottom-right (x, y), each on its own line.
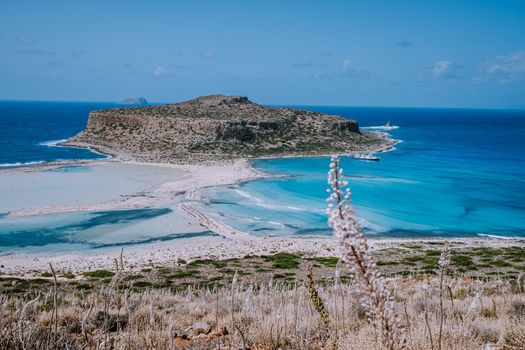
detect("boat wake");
top-left (361, 125), bottom-right (400, 131)
top-left (39, 139), bottom-right (69, 147)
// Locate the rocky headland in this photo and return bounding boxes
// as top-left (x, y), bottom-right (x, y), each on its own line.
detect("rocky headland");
top-left (64, 95), bottom-right (394, 163)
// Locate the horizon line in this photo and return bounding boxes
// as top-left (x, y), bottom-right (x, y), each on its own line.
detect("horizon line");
top-left (0, 98), bottom-right (524, 112)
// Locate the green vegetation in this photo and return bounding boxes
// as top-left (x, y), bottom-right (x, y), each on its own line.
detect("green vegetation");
top-left (2, 244), bottom-right (524, 296)
top-left (264, 252), bottom-right (300, 269)
top-left (83, 269), bottom-right (115, 278)
top-left (187, 258), bottom-right (227, 269)
top-left (451, 255), bottom-right (476, 269)
top-left (156, 267), bottom-right (171, 274)
top-left (306, 256), bottom-right (340, 267)
top-left (169, 270), bottom-right (200, 278)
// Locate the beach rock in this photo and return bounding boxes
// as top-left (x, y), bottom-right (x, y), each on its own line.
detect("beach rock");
top-left (66, 95), bottom-right (393, 163)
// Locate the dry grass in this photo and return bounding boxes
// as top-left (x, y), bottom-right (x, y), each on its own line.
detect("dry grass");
top-left (1, 270), bottom-right (524, 350)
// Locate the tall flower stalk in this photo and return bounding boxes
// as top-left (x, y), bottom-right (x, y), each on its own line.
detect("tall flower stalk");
top-left (437, 242), bottom-right (450, 350)
top-left (327, 156), bottom-right (407, 350)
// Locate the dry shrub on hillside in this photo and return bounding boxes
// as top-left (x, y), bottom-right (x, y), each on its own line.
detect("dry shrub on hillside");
top-left (1, 275), bottom-right (524, 349)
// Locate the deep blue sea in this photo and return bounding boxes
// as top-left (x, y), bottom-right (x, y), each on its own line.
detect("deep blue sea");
top-left (1, 101), bottom-right (524, 248)
top-left (0, 101), bottom-right (119, 166)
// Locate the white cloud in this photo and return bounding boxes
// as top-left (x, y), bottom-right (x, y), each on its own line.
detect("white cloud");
top-left (293, 59), bottom-right (327, 68)
top-left (70, 49), bottom-right (86, 57)
top-left (341, 59), bottom-right (352, 73)
top-left (397, 40), bottom-right (414, 48)
top-left (312, 59), bottom-right (370, 81)
top-left (15, 47), bottom-right (55, 56)
top-left (480, 50), bottom-right (525, 83)
top-left (17, 36), bottom-right (36, 45)
top-left (200, 49), bottom-right (217, 60)
top-left (432, 60), bottom-right (454, 78)
top-left (45, 59), bottom-right (80, 67)
top-left (152, 66), bottom-right (168, 77)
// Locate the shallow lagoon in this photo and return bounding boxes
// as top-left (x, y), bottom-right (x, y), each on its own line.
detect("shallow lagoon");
top-left (0, 163), bottom-right (179, 213)
top-left (0, 162), bottom-right (207, 252)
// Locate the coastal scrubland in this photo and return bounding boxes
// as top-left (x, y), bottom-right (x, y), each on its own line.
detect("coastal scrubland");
top-left (1, 246), bottom-right (524, 349)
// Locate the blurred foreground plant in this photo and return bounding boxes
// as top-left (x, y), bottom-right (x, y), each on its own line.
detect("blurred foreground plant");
top-left (327, 156), bottom-right (407, 350)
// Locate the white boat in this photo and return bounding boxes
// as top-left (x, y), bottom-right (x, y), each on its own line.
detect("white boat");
top-left (351, 153), bottom-right (380, 161)
top-left (360, 121), bottom-right (398, 131)
top-left (382, 121), bottom-right (398, 130)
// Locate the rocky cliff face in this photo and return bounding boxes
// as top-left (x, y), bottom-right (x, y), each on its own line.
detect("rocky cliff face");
top-left (67, 95), bottom-right (391, 163)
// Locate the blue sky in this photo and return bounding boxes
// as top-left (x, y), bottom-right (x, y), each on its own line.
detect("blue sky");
top-left (1, 0), bottom-right (524, 108)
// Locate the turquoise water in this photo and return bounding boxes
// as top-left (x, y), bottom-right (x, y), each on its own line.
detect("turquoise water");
top-left (0, 103), bottom-right (524, 251)
top-left (0, 209), bottom-right (172, 248)
top-left (0, 208), bottom-right (216, 253)
top-left (0, 101), bottom-right (120, 166)
top-left (201, 107), bottom-right (525, 238)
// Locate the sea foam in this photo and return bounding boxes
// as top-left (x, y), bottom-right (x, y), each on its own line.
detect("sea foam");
top-left (39, 139), bottom-right (69, 147)
top-left (0, 160), bottom-right (47, 168)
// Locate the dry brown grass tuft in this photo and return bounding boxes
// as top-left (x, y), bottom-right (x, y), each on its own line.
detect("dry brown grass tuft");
top-left (1, 272), bottom-right (524, 349)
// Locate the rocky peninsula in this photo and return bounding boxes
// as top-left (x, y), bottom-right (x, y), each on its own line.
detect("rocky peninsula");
top-left (63, 95), bottom-right (394, 163)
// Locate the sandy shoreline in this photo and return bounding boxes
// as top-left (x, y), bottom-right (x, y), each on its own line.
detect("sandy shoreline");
top-left (1, 234), bottom-right (523, 277)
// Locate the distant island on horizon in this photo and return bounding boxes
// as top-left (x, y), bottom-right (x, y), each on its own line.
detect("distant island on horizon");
top-left (62, 95), bottom-right (395, 163)
top-left (119, 97), bottom-right (149, 106)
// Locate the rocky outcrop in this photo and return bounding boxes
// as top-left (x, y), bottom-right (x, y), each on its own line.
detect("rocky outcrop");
top-left (329, 120), bottom-right (359, 133)
top-left (66, 95), bottom-right (393, 163)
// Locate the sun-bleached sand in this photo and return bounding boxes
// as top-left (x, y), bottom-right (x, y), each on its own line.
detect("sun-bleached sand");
top-left (1, 158), bottom-right (263, 217)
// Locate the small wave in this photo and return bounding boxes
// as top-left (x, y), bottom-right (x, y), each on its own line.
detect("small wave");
top-left (0, 160), bottom-right (47, 168)
top-left (39, 139), bottom-right (111, 158)
top-left (267, 220), bottom-right (285, 228)
top-left (234, 189), bottom-right (308, 211)
top-left (39, 139), bottom-right (69, 147)
top-left (476, 233), bottom-right (520, 240)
